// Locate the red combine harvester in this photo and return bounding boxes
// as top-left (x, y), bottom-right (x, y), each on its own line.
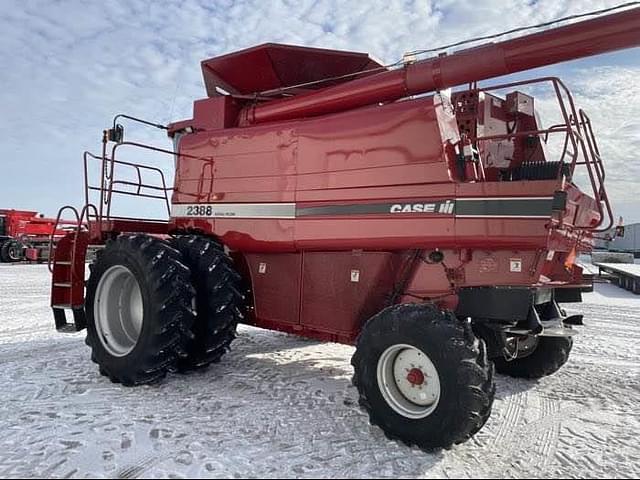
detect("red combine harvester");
top-left (49, 8), bottom-right (640, 449)
top-left (0, 209), bottom-right (71, 263)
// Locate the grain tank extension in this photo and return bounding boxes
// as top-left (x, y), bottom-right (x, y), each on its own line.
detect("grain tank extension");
top-left (49, 7), bottom-right (640, 450)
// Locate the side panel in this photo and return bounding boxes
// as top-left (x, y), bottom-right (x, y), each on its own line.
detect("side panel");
top-left (294, 95), bottom-right (457, 251)
top-left (175, 126), bottom-right (298, 204)
top-left (454, 180), bottom-right (559, 250)
top-left (238, 248), bottom-right (547, 343)
top-left (173, 125), bottom-right (298, 250)
top-left (300, 251), bottom-right (403, 335)
top-left (242, 253), bottom-right (302, 326)
top-left (403, 249), bottom-right (544, 295)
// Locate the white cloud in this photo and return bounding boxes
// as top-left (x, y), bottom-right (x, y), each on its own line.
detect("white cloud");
top-left (0, 0), bottom-right (638, 222)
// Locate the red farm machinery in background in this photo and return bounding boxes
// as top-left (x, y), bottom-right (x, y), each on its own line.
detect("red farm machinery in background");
top-left (0, 209), bottom-right (73, 263)
top-left (48, 6), bottom-right (640, 450)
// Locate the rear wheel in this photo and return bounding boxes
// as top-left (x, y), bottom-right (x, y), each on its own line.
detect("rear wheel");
top-left (493, 335), bottom-right (573, 379)
top-left (0, 240), bottom-right (24, 262)
top-left (351, 304), bottom-right (495, 450)
top-left (85, 234), bottom-right (196, 386)
top-left (170, 235), bottom-right (245, 371)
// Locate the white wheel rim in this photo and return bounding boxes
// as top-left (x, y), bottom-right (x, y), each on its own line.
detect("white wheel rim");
top-left (94, 265), bottom-right (144, 357)
top-left (376, 344), bottom-right (441, 419)
top-left (8, 245), bottom-right (21, 260)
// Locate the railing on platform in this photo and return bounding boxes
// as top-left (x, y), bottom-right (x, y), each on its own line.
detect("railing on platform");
top-left (465, 77), bottom-right (613, 233)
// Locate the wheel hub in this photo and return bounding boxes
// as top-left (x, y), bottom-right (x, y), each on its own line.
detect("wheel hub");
top-left (506, 334), bottom-right (540, 360)
top-left (406, 368), bottom-right (425, 386)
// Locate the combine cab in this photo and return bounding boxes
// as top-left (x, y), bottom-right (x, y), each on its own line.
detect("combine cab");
top-left (49, 8), bottom-right (639, 449)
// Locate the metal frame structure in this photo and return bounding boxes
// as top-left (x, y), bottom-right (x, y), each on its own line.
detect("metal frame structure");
top-left (468, 77), bottom-right (613, 232)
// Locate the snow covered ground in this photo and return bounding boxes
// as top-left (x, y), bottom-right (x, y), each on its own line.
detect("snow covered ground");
top-left (0, 264), bottom-right (638, 478)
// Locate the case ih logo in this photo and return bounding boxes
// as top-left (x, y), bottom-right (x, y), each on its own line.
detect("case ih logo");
top-left (390, 201), bottom-right (455, 214)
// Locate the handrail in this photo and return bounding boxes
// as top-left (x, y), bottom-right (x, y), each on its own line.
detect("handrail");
top-left (47, 204), bottom-right (98, 275)
top-left (579, 110), bottom-right (605, 184)
top-left (84, 132), bottom-right (214, 238)
top-left (578, 110), bottom-right (614, 232)
top-left (553, 79), bottom-right (611, 233)
top-left (465, 76), bottom-right (611, 233)
top-left (47, 206), bottom-right (80, 273)
top-left (84, 150), bottom-right (174, 222)
top-left (551, 81), bottom-right (605, 230)
top-left (108, 142), bottom-right (173, 219)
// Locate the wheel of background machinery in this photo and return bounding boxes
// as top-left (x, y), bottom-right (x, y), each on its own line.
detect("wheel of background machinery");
top-left (351, 304), bottom-right (495, 450)
top-left (170, 235), bottom-right (245, 371)
top-left (0, 240), bottom-right (24, 263)
top-left (493, 335), bottom-right (573, 379)
top-left (85, 234), bottom-right (196, 386)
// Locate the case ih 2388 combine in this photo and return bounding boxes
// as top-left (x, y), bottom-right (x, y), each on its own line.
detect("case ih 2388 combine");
top-left (49, 7), bottom-right (639, 449)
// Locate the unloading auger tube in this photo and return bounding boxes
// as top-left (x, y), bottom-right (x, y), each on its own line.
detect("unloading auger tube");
top-left (239, 6), bottom-right (640, 125)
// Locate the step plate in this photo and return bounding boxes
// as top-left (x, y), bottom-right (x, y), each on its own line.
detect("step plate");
top-left (53, 308), bottom-right (87, 333)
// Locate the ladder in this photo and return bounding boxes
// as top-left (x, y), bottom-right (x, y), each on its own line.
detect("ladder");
top-left (49, 205), bottom-right (95, 332)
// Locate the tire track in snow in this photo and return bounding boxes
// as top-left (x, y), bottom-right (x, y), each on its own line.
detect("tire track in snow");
top-left (492, 390), bottom-right (528, 446)
top-left (534, 394), bottom-right (560, 473)
top-left (116, 455), bottom-right (159, 479)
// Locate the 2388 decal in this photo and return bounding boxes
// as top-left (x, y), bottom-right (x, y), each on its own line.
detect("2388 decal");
top-left (185, 205), bottom-right (213, 216)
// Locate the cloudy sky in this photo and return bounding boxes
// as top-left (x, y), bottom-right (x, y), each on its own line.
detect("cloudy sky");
top-left (1, 0), bottom-right (639, 223)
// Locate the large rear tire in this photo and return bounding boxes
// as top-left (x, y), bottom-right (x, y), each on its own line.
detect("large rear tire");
top-left (493, 335), bottom-right (573, 379)
top-left (85, 234), bottom-right (196, 386)
top-left (170, 235), bottom-right (245, 371)
top-left (351, 304), bottom-right (495, 450)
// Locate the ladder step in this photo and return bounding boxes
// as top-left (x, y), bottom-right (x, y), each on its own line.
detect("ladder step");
top-left (56, 261), bottom-right (72, 266)
top-left (57, 324), bottom-right (79, 334)
top-left (52, 304), bottom-right (73, 309)
top-left (54, 282), bottom-right (72, 288)
top-left (53, 307), bottom-right (87, 332)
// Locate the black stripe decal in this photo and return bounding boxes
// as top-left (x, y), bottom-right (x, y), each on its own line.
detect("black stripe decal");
top-left (296, 198), bottom-right (552, 217)
top-left (297, 203), bottom-right (391, 217)
top-left (296, 200), bottom-right (455, 217)
top-left (456, 198), bottom-right (553, 217)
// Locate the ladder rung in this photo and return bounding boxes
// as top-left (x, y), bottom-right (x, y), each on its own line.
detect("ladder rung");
top-left (56, 261), bottom-right (72, 266)
top-left (54, 283), bottom-right (72, 288)
top-left (52, 304), bottom-right (73, 309)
